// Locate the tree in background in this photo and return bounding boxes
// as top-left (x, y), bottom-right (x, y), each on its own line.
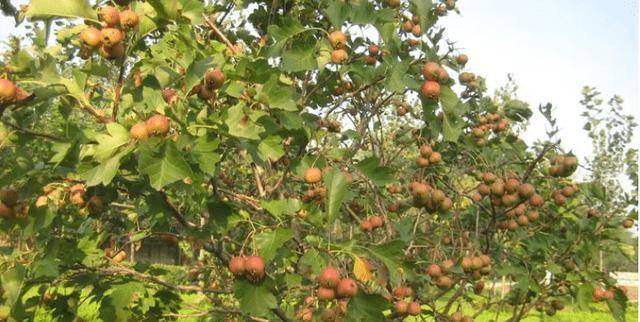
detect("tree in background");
top-left (0, 0), bottom-right (634, 321)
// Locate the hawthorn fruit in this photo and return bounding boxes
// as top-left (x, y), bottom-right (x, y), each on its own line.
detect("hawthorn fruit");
top-left (0, 79), bottom-right (17, 104)
top-left (101, 28), bottom-right (125, 48)
top-left (422, 62), bottom-right (441, 81)
top-left (244, 256), bottom-right (265, 280)
top-left (456, 54), bottom-right (468, 65)
top-left (318, 266), bottom-right (340, 288)
top-left (331, 49), bottom-right (349, 64)
top-left (129, 122), bottom-right (149, 140)
top-left (407, 302), bottom-right (421, 316)
top-left (119, 9), bottom-right (140, 29)
top-left (98, 6), bottom-right (120, 27)
top-left (146, 114), bottom-right (171, 136)
top-left (369, 215), bottom-right (384, 228)
top-left (228, 256), bottom-right (245, 276)
top-left (394, 301), bottom-right (408, 315)
top-left (426, 263), bottom-right (442, 278)
top-left (80, 27), bottom-right (102, 48)
top-left (421, 80), bottom-right (441, 99)
top-left (336, 278), bottom-right (358, 298)
top-left (304, 167), bottom-right (322, 184)
top-left (328, 31), bottom-right (347, 48)
top-left (316, 287), bottom-right (336, 301)
top-left (204, 68), bottom-right (225, 89)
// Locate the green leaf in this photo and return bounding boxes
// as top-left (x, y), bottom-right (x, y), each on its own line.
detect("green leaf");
top-left (233, 280), bottom-right (277, 317)
top-left (504, 99), bottom-right (533, 122)
top-left (26, 0), bottom-right (97, 20)
top-left (49, 142), bottom-right (73, 166)
top-left (324, 1), bottom-right (350, 27)
top-left (385, 60), bottom-right (410, 92)
top-left (138, 141), bottom-right (194, 190)
top-left (442, 111), bottom-right (463, 142)
top-left (77, 235), bottom-right (103, 266)
top-left (1, 265), bottom-right (25, 307)
top-left (192, 136), bottom-right (221, 175)
top-left (61, 69), bottom-right (90, 107)
top-left (299, 249), bottom-right (327, 275)
top-left (607, 289), bottom-right (628, 322)
top-left (281, 42), bottom-right (317, 72)
top-left (267, 18), bottom-right (307, 55)
top-left (226, 103), bottom-right (266, 140)
top-left (346, 290), bottom-right (390, 322)
top-left (324, 167), bottom-right (348, 224)
top-left (94, 123), bottom-right (131, 162)
top-left (80, 146), bottom-right (133, 187)
top-left (261, 198), bottom-right (301, 218)
top-left (440, 86), bottom-right (468, 116)
top-left (259, 75), bottom-right (298, 111)
top-left (257, 135), bottom-right (285, 162)
top-left (576, 283), bottom-right (593, 310)
top-left (368, 240), bottom-right (405, 285)
top-left (255, 228), bottom-right (294, 262)
top-left (185, 56), bottom-right (222, 94)
top-left (106, 282), bottom-right (144, 321)
top-left (355, 157), bottom-right (394, 186)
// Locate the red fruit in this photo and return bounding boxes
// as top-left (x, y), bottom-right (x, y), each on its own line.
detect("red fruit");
top-left (365, 55), bottom-right (376, 65)
top-left (422, 62), bottom-right (441, 80)
top-left (80, 27), bottom-right (102, 47)
top-left (368, 45), bottom-right (379, 56)
top-left (603, 290), bottom-right (614, 301)
top-left (360, 219), bottom-right (373, 232)
top-left (0, 79), bottom-right (17, 104)
top-left (336, 278), bottom-right (358, 298)
top-left (393, 287), bottom-right (413, 298)
top-left (416, 157), bottom-right (430, 168)
top-left (0, 189), bottom-right (18, 207)
top-left (101, 28), bottom-right (124, 47)
top-left (99, 43), bottom-right (125, 60)
top-left (421, 80), bottom-right (441, 99)
top-left (429, 151), bottom-right (442, 164)
top-left (426, 264), bottom-right (442, 278)
top-left (129, 122), bottom-right (149, 140)
top-left (451, 312), bottom-right (463, 322)
top-left (320, 308), bottom-right (335, 321)
top-left (436, 275), bottom-right (452, 289)
top-left (479, 255), bottom-right (491, 267)
top-left (316, 287), bottom-right (336, 301)
top-left (228, 256), bottom-right (245, 275)
top-left (146, 114), bottom-right (171, 136)
top-left (394, 301), bottom-right (408, 314)
top-left (369, 215), bottom-right (384, 228)
top-left (329, 31), bottom-right (347, 48)
top-left (529, 194), bottom-right (544, 207)
top-left (205, 68), bottom-right (225, 90)
top-left (98, 6), bottom-right (120, 27)
top-left (456, 54), bottom-right (468, 65)
top-left (440, 259), bottom-right (455, 273)
top-left (505, 178), bottom-right (520, 193)
top-left (162, 88), bottom-right (177, 105)
top-left (623, 218), bottom-right (634, 228)
top-left (592, 288), bottom-right (606, 301)
top-left (198, 85), bottom-right (216, 100)
top-left (119, 9), bottom-right (139, 29)
top-left (518, 183), bottom-right (535, 198)
top-left (407, 302), bottom-right (421, 316)
top-left (244, 256), bottom-right (265, 280)
top-left (331, 49), bottom-right (349, 64)
top-left (318, 266), bottom-right (341, 288)
top-left (461, 257), bottom-right (473, 271)
top-left (517, 214), bottom-right (529, 226)
top-left (0, 202), bottom-right (12, 218)
top-left (420, 144), bottom-right (433, 157)
top-left (411, 24), bottom-right (422, 37)
top-left (303, 167), bottom-right (322, 184)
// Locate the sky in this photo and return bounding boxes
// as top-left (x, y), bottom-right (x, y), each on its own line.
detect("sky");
top-left (0, 0), bottom-right (637, 165)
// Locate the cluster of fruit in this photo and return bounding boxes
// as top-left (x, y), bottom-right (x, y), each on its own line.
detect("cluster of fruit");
top-left (359, 215), bottom-right (384, 232)
top-left (364, 45), bottom-right (381, 65)
top-left (328, 31), bottom-right (349, 64)
top-left (420, 62), bottom-right (450, 99)
top-left (332, 80), bottom-right (353, 96)
top-left (228, 255), bottom-right (266, 283)
top-left (318, 118), bottom-right (342, 133)
top-left (192, 68), bottom-right (226, 101)
top-left (316, 267), bottom-right (359, 300)
top-left (79, 6), bottom-right (139, 60)
top-left (548, 155), bottom-right (578, 177)
top-left (296, 298), bottom-right (348, 322)
top-left (550, 184), bottom-right (578, 206)
top-left (104, 248), bottom-right (127, 263)
top-left (469, 113), bottom-right (508, 146)
top-left (416, 143), bottom-right (442, 168)
top-left (473, 173), bottom-right (542, 208)
top-left (0, 189), bottom-right (28, 219)
top-left (591, 287), bottom-right (617, 302)
top-left (129, 114), bottom-right (171, 141)
top-left (401, 14), bottom-right (424, 38)
top-left (408, 181), bottom-right (453, 213)
top-left (449, 311), bottom-right (475, 322)
top-left (66, 184), bottom-right (103, 217)
top-left (391, 286), bottom-right (422, 316)
top-left (0, 78), bottom-right (28, 106)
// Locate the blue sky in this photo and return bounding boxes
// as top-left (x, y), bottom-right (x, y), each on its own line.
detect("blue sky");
top-left (0, 0), bottom-right (637, 164)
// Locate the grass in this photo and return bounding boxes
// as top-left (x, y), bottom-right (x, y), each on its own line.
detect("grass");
top-left (472, 303), bottom-right (638, 322)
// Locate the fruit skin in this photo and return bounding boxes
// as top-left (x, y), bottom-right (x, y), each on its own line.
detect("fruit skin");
top-left (422, 62), bottom-right (441, 80)
top-left (101, 28), bottom-right (125, 47)
top-left (80, 27), bottom-right (102, 47)
top-left (316, 287), bottom-right (336, 301)
top-left (456, 54), bottom-right (468, 65)
top-left (228, 256), bottom-right (245, 275)
top-left (421, 80), bottom-right (441, 99)
top-left (197, 85), bottom-right (216, 100)
top-left (394, 301), bottom-right (408, 314)
top-left (420, 144), bottom-right (433, 157)
top-left (0, 79), bottom-right (17, 104)
top-left (436, 275), bottom-right (452, 289)
top-left (622, 218), bottom-right (634, 228)
top-left (407, 302), bottom-right (421, 316)
top-left (304, 167), bottom-right (322, 184)
top-left (529, 194), bottom-right (544, 207)
top-left (146, 114), bottom-right (171, 136)
top-left (426, 263), bottom-right (442, 278)
top-left (204, 68), bottom-right (225, 89)
top-left (328, 31), bottom-right (347, 48)
top-left (336, 278), bottom-right (358, 298)
top-left (99, 43), bottom-right (125, 60)
top-left (244, 256), bottom-right (265, 280)
top-left (0, 202), bottom-right (13, 218)
top-left (360, 219), bottom-right (373, 232)
top-left (318, 266), bottom-right (341, 288)
top-left (459, 72), bottom-right (475, 83)
top-left (331, 49), bottom-right (349, 64)
top-left (518, 183), bottom-right (535, 198)
top-left (98, 6), bottom-right (120, 27)
top-left (119, 9), bottom-right (139, 29)
top-left (0, 189), bottom-right (18, 207)
top-left (369, 215), bottom-right (384, 228)
top-left (129, 122), bottom-right (149, 140)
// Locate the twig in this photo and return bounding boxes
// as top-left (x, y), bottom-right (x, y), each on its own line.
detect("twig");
top-left (1, 120), bottom-right (65, 141)
top-left (111, 63), bottom-right (127, 121)
top-left (159, 191), bottom-right (198, 228)
top-left (522, 143), bottom-right (555, 183)
top-left (203, 14), bottom-right (239, 54)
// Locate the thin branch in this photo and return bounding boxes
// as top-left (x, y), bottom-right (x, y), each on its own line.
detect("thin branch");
top-left (203, 14), bottom-right (240, 54)
top-left (1, 120), bottom-right (66, 141)
top-left (159, 191), bottom-right (198, 228)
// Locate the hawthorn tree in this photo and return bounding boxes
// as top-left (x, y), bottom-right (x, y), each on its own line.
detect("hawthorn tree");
top-left (0, 0), bottom-right (634, 321)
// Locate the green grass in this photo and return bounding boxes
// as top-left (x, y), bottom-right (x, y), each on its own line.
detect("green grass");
top-left (473, 303), bottom-right (638, 322)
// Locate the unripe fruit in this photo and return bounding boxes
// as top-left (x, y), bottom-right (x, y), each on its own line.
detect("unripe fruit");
top-left (369, 215), bottom-right (383, 228)
top-left (456, 54), bottom-right (468, 65)
top-left (426, 264), bottom-right (442, 278)
top-left (244, 256), bottom-right (266, 280)
top-left (228, 256), bottom-right (245, 275)
top-left (436, 275), bottom-right (452, 289)
top-left (518, 183), bottom-right (535, 198)
top-left (394, 301), bottom-right (408, 314)
top-left (360, 219), bottom-right (373, 232)
top-left (407, 302), bottom-right (421, 316)
top-left (146, 114), bottom-right (171, 136)
top-left (421, 80), bottom-right (441, 99)
top-left (101, 28), bottom-right (124, 47)
top-left (336, 278), bottom-right (358, 298)
top-left (0, 79), bottom-right (17, 104)
top-left (318, 266), bottom-right (340, 288)
top-left (98, 6), bottom-right (120, 27)
top-left (439, 198), bottom-right (453, 212)
top-left (331, 49), bottom-right (348, 64)
top-left (205, 68), bottom-right (225, 90)
top-left (119, 9), bottom-right (139, 29)
top-left (129, 122), bottom-right (149, 140)
top-left (304, 167), bottom-right (322, 184)
top-left (80, 27), bottom-right (102, 47)
top-left (422, 62), bottom-right (441, 81)
top-left (316, 287), bottom-right (336, 301)
top-left (419, 144), bottom-right (433, 157)
top-left (329, 31), bottom-right (347, 48)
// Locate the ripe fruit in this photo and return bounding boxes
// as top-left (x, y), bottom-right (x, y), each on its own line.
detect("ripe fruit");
top-left (477, 184), bottom-right (490, 195)
top-left (162, 88), bottom-right (177, 105)
top-left (0, 79), bottom-right (17, 104)
top-left (407, 302), bottom-right (421, 316)
top-left (228, 256), bottom-right (245, 275)
top-left (365, 55), bottom-right (376, 65)
top-left (394, 301), bottom-right (408, 314)
top-left (393, 286), bottom-right (414, 298)
top-left (98, 6), bottom-right (120, 27)
top-left (129, 122), bottom-right (149, 140)
top-left (622, 218), bottom-right (634, 228)
top-left (461, 316), bottom-right (474, 322)
top-left (0, 189), bottom-right (18, 207)
top-left (99, 43), bottom-right (125, 60)
top-left (482, 172), bottom-right (496, 183)
top-left (320, 308), bottom-right (336, 322)
top-left (446, 0), bottom-right (457, 10)
top-left (459, 72), bottom-right (475, 83)
top-left (517, 215), bottom-right (529, 226)
top-left (119, 9), bottom-right (139, 29)
top-left (386, 0), bottom-right (401, 7)
top-left (411, 24), bottom-right (422, 37)
top-left (429, 151), bottom-right (442, 164)
top-left (0, 202), bottom-right (13, 218)
top-left (527, 210), bottom-right (539, 222)
top-left (368, 45), bottom-right (379, 56)
top-left (471, 257), bottom-right (483, 270)
top-left (318, 266), bottom-right (341, 288)
top-left (436, 275), bottom-right (452, 289)
top-left (529, 194), bottom-right (544, 207)
top-left (426, 264), bottom-right (442, 278)
top-left (316, 287), bottom-right (336, 301)
top-left (198, 85), bottom-right (216, 100)
top-left (328, 31), bottom-right (347, 48)
top-left (456, 54), bottom-right (468, 65)
top-left (146, 114), bottom-right (171, 136)
top-left (416, 157), bottom-right (430, 168)
top-left (490, 181), bottom-right (505, 196)
top-left (80, 27), bottom-right (102, 47)
top-left (553, 193), bottom-right (566, 206)
top-left (331, 49), bottom-right (348, 64)
top-left (451, 312), bottom-right (463, 322)
top-left (440, 259), bottom-right (455, 273)
top-left (101, 28), bottom-right (124, 47)
top-left (421, 80), bottom-right (441, 99)
top-left (205, 68), bottom-right (225, 89)
top-left (505, 178), bottom-right (520, 193)
top-left (304, 167), bottom-right (322, 184)
top-left (360, 219), bottom-right (373, 232)
top-left (336, 278), bottom-right (358, 298)
top-left (420, 144), bottom-right (433, 157)
top-left (244, 256), bottom-right (266, 280)
top-left (422, 62), bottom-right (441, 80)
top-left (402, 20), bottom-right (414, 32)
top-left (518, 183), bottom-right (535, 198)
top-left (369, 215), bottom-right (384, 228)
